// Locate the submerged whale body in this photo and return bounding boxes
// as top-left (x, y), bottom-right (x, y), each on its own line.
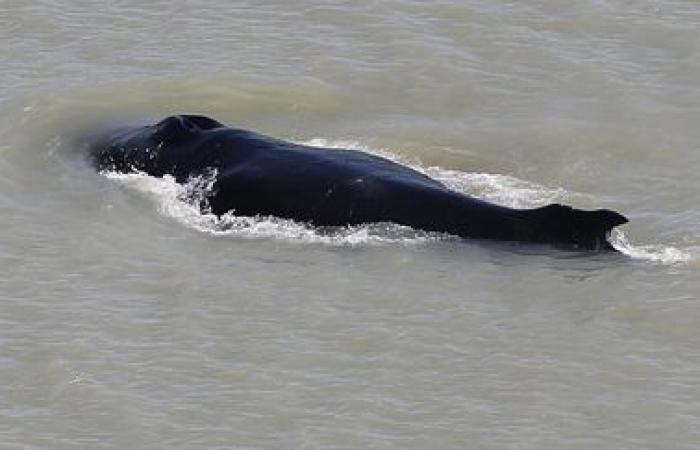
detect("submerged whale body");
top-left (90, 114), bottom-right (628, 250)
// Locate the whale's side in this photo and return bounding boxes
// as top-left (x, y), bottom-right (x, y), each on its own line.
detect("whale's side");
top-left (90, 114), bottom-right (628, 251)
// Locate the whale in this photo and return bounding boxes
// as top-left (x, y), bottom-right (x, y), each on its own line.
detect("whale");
top-left (89, 114), bottom-right (628, 250)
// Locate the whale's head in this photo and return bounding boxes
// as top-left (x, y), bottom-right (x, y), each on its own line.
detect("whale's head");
top-left (89, 114), bottom-right (226, 177)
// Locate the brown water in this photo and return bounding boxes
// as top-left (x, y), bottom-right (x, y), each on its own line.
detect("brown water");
top-left (2, 1), bottom-right (700, 448)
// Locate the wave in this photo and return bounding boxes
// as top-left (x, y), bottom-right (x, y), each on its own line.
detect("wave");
top-left (609, 230), bottom-right (693, 265)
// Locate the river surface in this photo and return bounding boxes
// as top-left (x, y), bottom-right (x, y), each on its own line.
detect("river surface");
top-left (2, 1), bottom-right (700, 449)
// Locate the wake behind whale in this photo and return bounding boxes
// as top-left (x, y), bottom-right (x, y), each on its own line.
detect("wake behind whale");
top-left (89, 114), bottom-right (628, 251)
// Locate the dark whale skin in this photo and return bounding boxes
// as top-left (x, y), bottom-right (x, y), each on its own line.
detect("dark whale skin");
top-left (90, 114), bottom-right (628, 250)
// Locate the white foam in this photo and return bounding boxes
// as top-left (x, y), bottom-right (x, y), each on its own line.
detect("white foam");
top-left (427, 170), bottom-right (569, 209)
top-left (102, 169), bottom-right (442, 247)
top-left (609, 229), bottom-right (692, 265)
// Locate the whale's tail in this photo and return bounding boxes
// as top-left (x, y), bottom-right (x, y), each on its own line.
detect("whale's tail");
top-left (530, 204), bottom-right (628, 251)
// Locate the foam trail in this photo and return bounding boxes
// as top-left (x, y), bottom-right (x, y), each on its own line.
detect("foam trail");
top-left (609, 229), bottom-right (692, 265)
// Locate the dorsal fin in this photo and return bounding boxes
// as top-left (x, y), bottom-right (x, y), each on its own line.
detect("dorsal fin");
top-left (534, 204), bottom-right (628, 250)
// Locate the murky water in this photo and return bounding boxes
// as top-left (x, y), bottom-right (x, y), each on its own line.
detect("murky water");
top-left (1, 1), bottom-right (700, 448)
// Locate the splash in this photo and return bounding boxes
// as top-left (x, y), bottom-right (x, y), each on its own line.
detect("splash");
top-left (102, 169), bottom-right (443, 247)
top-left (609, 229), bottom-right (692, 265)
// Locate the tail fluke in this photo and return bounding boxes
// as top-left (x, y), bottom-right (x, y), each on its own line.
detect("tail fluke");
top-left (532, 204), bottom-right (628, 251)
